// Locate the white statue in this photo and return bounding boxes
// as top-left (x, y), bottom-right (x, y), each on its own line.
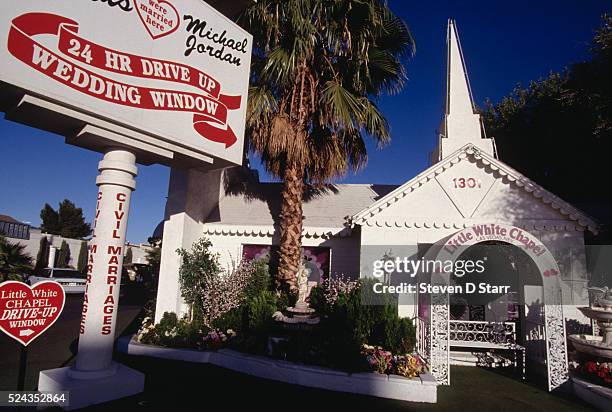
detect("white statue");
top-left (296, 261), bottom-right (309, 305)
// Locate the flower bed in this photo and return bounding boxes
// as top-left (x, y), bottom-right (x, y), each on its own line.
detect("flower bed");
top-left (131, 238), bottom-right (434, 401)
top-left (117, 335), bottom-right (437, 403)
top-left (361, 345), bottom-right (425, 378)
top-left (135, 314), bottom-right (426, 380)
top-left (582, 361), bottom-right (612, 387)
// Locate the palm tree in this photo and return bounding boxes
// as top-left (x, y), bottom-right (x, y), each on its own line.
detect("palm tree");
top-left (241, 0), bottom-right (414, 292)
top-left (0, 236), bottom-right (33, 281)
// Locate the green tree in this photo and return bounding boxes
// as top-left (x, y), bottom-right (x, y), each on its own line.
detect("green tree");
top-left (56, 240), bottom-right (71, 268)
top-left (34, 236), bottom-right (50, 273)
top-left (0, 236), bottom-right (32, 281)
top-left (242, 0), bottom-right (414, 292)
top-left (40, 203), bottom-right (60, 235)
top-left (176, 237), bottom-right (221, 322)
top-left (482, 14), bottom-right (612, 205)
top-left (146, 237), bottom-right (162, 276)
top-left (58, 199), bottom-right (91, 239)
top-left (39, 199), bottom-right (91, 239)
top-left (77, 241), bottom-right (88, 274)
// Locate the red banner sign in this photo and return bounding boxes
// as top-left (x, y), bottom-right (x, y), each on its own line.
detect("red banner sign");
top-left (0, 281), bottom-right (65, 346)
top-left (7, 12), bottom-right (241, 147)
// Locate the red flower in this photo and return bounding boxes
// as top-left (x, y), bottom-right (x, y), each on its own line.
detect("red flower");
top-left (585, 361), bottom-right (597, 373)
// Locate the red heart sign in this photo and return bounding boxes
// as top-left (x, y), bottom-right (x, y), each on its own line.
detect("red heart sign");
top-left (133, 0), bottom-right (180, 40)
top-left (0, 281), bottom-right (65, 346)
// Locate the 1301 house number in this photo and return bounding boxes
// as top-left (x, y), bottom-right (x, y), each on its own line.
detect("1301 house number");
top-left (452, 177), bottom-right (482, 189)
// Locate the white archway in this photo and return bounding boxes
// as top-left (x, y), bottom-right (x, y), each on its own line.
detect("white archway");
top-left (412, 223), bottom-right (568, 391)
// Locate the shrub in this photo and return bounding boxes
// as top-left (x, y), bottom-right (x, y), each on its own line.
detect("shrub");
top-left (212, 306), bottom-right (243, 333)
top-left (211, 257), bottom-right (281, 334)
top-left (310, 274), bottom-right (358, 315)
top-left (76, 241), bottom-right (88, 274)
top-left (34, 236), bottom-right (49, 273)
top-left (243, 257), bottom-right (273, 299)
top-left (177, 238), bottom-right (255, 328)
top-left (137, 312), bottom-right (203, 348)
top-left (245, 290), bottom-right (277, 332)
top-left (0, 236), bottom-right (32, 279)
top-left (310, 278), bottom-right (416, 370)
top-left (212, 289), bottom-right (279, 354)
top-left (308, 284), bottom-right (327, 313)
top-left (56, 240), bottom-right (70, 268)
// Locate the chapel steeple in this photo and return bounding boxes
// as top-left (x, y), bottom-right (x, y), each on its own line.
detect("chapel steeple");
top-left (432, 19), bottom-right (496, 162)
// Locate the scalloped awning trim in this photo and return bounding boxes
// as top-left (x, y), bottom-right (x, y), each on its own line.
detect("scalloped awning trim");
top-left (202, 225), bottom-right (352, 239)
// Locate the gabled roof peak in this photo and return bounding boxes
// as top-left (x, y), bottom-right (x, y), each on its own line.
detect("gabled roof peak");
top-left (351, 143), bottom-right (598, 234)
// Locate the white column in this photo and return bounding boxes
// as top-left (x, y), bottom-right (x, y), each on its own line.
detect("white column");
top-left (74, 148), bottom-right (137, 375)
top-left (39, 147), bottom-right (144, 410)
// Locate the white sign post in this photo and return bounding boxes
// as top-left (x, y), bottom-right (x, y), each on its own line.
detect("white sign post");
top-left (73, 148), bottom-right (137, 373)
top-left (0, 0), bottom-right (252, 409)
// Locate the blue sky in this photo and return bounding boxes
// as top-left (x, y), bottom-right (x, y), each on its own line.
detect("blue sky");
top-left (0, 1), bottom-right (608, 243)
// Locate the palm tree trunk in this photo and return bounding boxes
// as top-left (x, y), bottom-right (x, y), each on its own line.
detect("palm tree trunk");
top-left (277, 161), bottom-right (304, 294)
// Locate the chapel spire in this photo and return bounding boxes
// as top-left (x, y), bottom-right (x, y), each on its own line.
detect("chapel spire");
top-left (432, 19), bottom-right (496, 162)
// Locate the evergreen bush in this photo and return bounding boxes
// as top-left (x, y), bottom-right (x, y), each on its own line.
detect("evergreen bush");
top-left (56, 240), bottom-right (70, 268)
top-left (34, 236), bottom-right (49, 273)
top-left (76, 241), bottom-right (88, 274)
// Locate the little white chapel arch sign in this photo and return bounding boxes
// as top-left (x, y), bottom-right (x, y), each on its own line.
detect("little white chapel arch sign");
top-left (421, 223), bottom-right (568, 391)
top-left (0, 0), bottom-right (252, 408)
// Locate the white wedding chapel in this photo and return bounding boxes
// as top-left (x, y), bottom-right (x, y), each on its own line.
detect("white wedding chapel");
top-left (153, 20), bottom-right (598, 390)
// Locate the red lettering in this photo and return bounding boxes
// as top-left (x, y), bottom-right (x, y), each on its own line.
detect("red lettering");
top-left (108, 246), bottom-right (122, 255)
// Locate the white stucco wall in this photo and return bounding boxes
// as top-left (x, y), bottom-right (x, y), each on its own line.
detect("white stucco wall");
top-left (154, 167), bottom-right (224, 322)
top-left (5, 229), bottom-right (149, 269)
